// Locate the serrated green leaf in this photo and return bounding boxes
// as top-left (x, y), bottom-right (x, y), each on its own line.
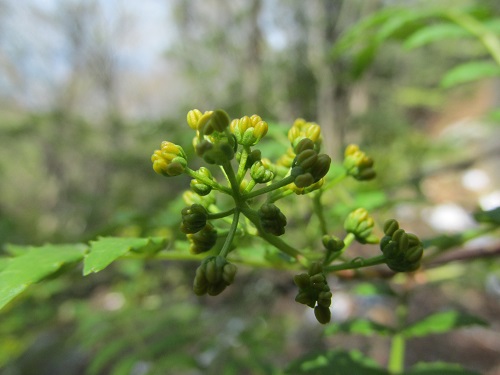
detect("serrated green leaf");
top-left (83, 237), bottom-right (166, 275)
top-left (325, 318), bottom-right (394, 337)
top-left (404, 23), bottom-right (470, 49)
top-left (405, 361), bottom-right (481, 375)
top-left (441, 61), bottom-right (500, 88)
top-left (0, 244), bottom-right (85, 310)
top-left (286, 349), bottom-right (390, 375)
top-left (402, 310), bottom-right (488, 338)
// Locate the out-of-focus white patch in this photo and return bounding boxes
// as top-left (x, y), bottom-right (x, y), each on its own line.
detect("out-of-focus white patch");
top-left (422, 203), bottom-right (475, 232)
top-left (102, 292), bottom-right (125, 311)
top-left (479, 190), bottom-right (500, 210)
top-left (461, 169), bottom-right (491, 192)
top-left (330, 292), bottom-right (353, 322)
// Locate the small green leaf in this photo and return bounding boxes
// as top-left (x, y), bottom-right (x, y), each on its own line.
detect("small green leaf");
top-left (405, 361), bottom-right (481, 375)
top-left (473, 206), bottom-right (500, 224)
top-left (3, 244), bottom-right (31, 257)
top-left (325, 318), bottom-right (394, 336)
top-left (441, 61), bottom-right (500, 88)
top-left (404, 23), bottom-right (470, 49)
top-left (83, 237), bottom-right (166, 275)
top-left (0, 244), bottom-right (85, 310)
top-left (286, 349), bottom-right (389, 375)
top-left (402, 310), bottom-right (488, 338)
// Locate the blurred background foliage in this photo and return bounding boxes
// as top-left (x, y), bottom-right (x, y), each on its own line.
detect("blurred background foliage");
top-left (1, 0), bottom-right (500, 374)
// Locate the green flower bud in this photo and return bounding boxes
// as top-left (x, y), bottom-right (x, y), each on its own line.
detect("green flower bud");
top-left (295, 291), bottom-right (316, 307)
top-left (187, 223), bottom-right (218, 254)
top-left (383, 219), bottom-right (399, 236)
top-left (380, 221), bottom-right (424, 272)
top-left (202, 141), bottom-right (235, 165)
top-left (314, 305), bottom-right (331, 324)
top-left (344, 208), bottom-right (375, 244)
top-left (310, 154), bottom-right (331, 181)
top-left (181, 204), bottom-right (208, 234)
top-left (293, 138), bottom-right (315, 154)
top-left (322, 235), bottom-right (345, 252)
top-left (193, 256), bottom-right (237, 296)
top-left (204, 109), bottom-right (231, 135)
top-left (250, 160), bottom-right (275, 183)
top-left (190, 167), bottom-right (213, 196)
top-left (293, 273), bottom-right (311, 289)
top-left (258, 203), bottom-right (287, 236)
top-left (151, 141), bottom-right (188, 177)
top-left (230, 115), bottom-right (268, 146)
top-left (182, 190), bottom-right (216, 208)
top-left (343, 144), bottom-right (376, 181)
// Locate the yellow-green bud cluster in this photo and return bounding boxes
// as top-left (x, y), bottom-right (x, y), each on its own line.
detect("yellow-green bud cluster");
top-left (344, 208), bottom-right (378, 244)
top-left (291, 139), bottom-right (331, 188)
top-left (151, 141), bottom-right (187, 177)
top-left (187, 223), bottom-right (218, 254)
top-left (187, 109), bottom-right (230, 135)
top-left (343, 144), bottom-right (376, 181)
top-left (288, 118), bottom-right (322, 150)
top-left (293, 263), bottom-right (332, 324)
top-left (190, 167), bottom-right (213, 196)
top-left (193, 256), bottom-right (238, 296)
top-left (380, 219), bottom-right (423, 272)
top-left (230, 115), bottom-right (268, 146)
top-left (180, 204), bottom-right (208, 234)
top-left (258, 203), bottom-right (287, 236)
top-left (250, 159), bottom-right (275, 183)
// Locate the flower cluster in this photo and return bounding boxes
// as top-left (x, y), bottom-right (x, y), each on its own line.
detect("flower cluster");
top-left (150, 108), bottom-right (424, 324)
top-left (380, 219), bottom-right (423, 272)
top-left (294, 263), bottom-right (332, 324)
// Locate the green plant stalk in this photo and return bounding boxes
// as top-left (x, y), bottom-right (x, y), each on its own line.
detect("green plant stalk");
top-left (267, 187), bottom-right (294, 203)
top-left (223, 161), bottom-right (242, 200)
top-left (244, 179), bottom-right (257, 193)
top-left (388, 333), bottom-right (405, 375)
top-left (388, 297), bottom-right (409, 374)
top-left (207, 208), bottom-right (235, 220)
top-left (312, 191), bottom-right (328, 236)
top-left (446, 10), bottom-right (500, 66)
top-left (219, 209), bottom-right (240, 258)
top-left (185, 167), bottom-right (232, 194)
top-left (322, 169), bottom-right (347, 191)
top-left (239, 205), bottom-right (305, 260)
top-left (243, 174), bottom-right (295, 200)
top-left (323, 254), bottom-right (386, 272)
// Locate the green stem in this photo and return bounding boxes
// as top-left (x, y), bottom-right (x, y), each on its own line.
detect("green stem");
top-left (208, 208), bottom-right (235, 220)
top-left (219, 209), bottom-right (240, 258)
top-left (322, 169), bottom-right (347, 191)
top-left (185, 167), bottom-right (232, 194)
top-left (388, 334), bottom-right (406, 375)
top-left (267, 188), bottom-right (294, 203)
top-left (243, 174), bottom-right (295, 200)
top-left (323, 254), bottom-right (386, 273)
top-left (388, 296), bottom-right (409, 374)
top-left (313, 191), bottom-right (328, 236)
top-left (244, 179), bottom-right (257, 193)
top-left (222, 161), bottom-right (242, 200)
top-left (240, 205), bottom-right (305, 260)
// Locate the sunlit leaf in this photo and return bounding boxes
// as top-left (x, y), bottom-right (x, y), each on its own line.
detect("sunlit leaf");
top-left (325, 318), bottom-right (394, 336)
top-left (402, 310), bottom-right (488, 338)
top-left (405, 361), bottom-right (481, 375)
top-left (83, 237), bottom-right (166, 275)
top-left (441, 61), bottom-right (500, 88)
top-left (0, 244), bottom-right (85, 310)
top-left (285, 349), bottom-right (389, 375)
top-left (352, 282), bottom-right (396, 297)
